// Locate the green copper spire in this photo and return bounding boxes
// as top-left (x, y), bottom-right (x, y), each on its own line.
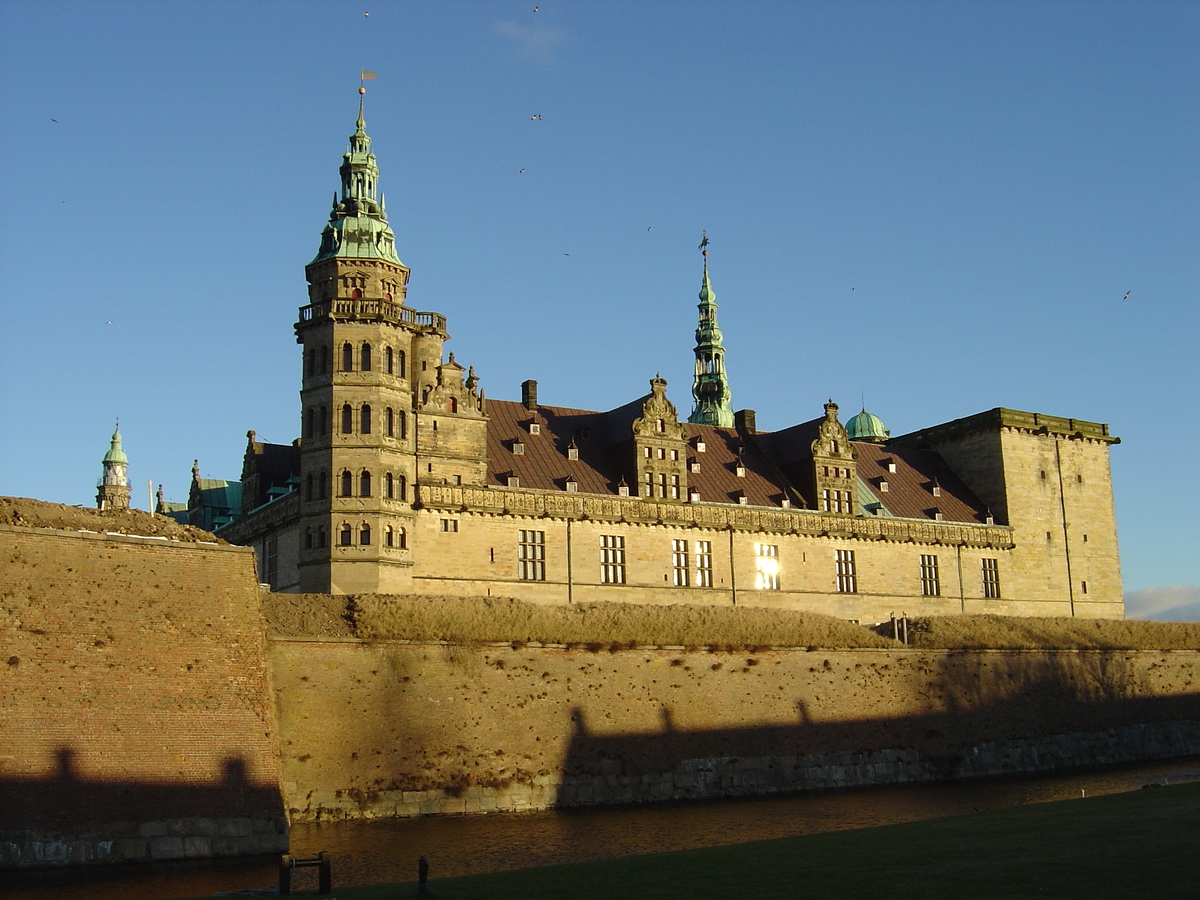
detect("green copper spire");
top-left (688, 232), bottom-right (734, 427)
top-left (311, 89), bottom-right (402, 265)
top-left (102, 423), bottom-right (129, 467)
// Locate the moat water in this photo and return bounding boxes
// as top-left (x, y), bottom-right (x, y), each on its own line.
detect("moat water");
top-left (10, 757), bottom-right (1200, 900)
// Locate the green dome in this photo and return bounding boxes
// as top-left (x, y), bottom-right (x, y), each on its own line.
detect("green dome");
top-left (846, 408), bottom-right (890, 442)
top-left (102, 427), bottom-right (128, 465)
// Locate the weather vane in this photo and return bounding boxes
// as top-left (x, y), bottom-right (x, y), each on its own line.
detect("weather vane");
top-left (699, 230), bottom-right (709, 258)
top-left (359, 70), bottom-right (377, 94)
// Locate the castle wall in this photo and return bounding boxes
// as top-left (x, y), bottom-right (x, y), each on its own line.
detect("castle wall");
top-left (268, 638), bottom-right (1200, 821)
top-left (0, 525), bottom-right (286, 868)
top-left (408, 502), bottom-right (1058, 620)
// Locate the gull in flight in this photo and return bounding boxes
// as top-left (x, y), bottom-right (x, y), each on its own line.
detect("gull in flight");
top-left (1122, 291), bottom-right (1131, 301)
top-left (530, 114), bottom-right (543, 121)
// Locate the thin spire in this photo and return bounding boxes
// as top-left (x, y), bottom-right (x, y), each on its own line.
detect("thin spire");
top-left (688, 232), bottom-right (734, 427)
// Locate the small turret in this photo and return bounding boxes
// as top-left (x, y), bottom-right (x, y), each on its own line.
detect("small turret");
top-left (847, 408), bottom-right (890, 443)
top-left (96, 423), bottom-right (131, 511)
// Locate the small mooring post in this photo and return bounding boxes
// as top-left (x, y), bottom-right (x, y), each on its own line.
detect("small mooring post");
top-left (279, 850), bottom-right (333, 895)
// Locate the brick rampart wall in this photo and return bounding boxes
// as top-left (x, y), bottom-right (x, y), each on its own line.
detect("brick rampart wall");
top-left (0, 525), bottom-right (286, 868)
top-left (269, 639), bottom-right (1200, 821)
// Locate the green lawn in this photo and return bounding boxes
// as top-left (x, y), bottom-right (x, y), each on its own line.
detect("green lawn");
top-left (232, 782), bottom-right (1200, 899)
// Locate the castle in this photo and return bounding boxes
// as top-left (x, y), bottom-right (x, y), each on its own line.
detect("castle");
top-left (156, 96), bottom-right (1123, 621)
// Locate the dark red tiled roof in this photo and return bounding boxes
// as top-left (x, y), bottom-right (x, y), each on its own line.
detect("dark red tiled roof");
top-left (482, 397), bottom-right (992, 523)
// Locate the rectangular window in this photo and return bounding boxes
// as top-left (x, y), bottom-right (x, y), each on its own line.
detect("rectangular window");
top-left (600, 534), bottom-right (625, 584)
top-left (519, 530), bottom-right (546, 581)
top-left (822, 489), bottom-right (831, 512)
top-left (672, 539), bottom-right (689, 586)
top-left (695, 540), bottom-right (713, 587)
top-left (440, 519), bottom-right (458, 533)
top-left (982, 558), bottom-right (1001, 598)
top-left (920, 554), bottom-right (940, 597)
top-left (264, 538), bottom-right (278, 588)
top-left (755, 543), bottom-right (780, 590)
top-left (836, 549), bottom-right (857, 593)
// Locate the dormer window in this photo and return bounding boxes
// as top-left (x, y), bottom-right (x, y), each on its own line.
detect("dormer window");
top-left (736, 464), bottom-right (746, 477)
top-left (696, 441), bottom-right (706, 453)
top-left (931, 483), bottom-right (942, 497)
top-left (884, 458), bottom-right (897, 473)
top-left (781, 498), bottom-right (791, 509)
top-left (512, 441), bottom-right (525, 455)
top-left (737, 493), bottom-right (749, 505)
top-left (567, 443), bottom-right (579, 460)
top-left (618, 483), bottom-right (630, 497)
top-left (690, 461), bottom-right (700, 473)
top-left (507, 475), bottom-right (520, 488)
top-left (564, 477), bottom-right (578, 493)
top-left (879, 480), bottom-right (889, 493)
top-left (528, 422), bottom-right (540, 435)
top-left (985, 514), bottom-right (995, 525)
top-left (689, 488), bottom-right (701, 502)
top-left (932, 508), bottom-right (943, 520)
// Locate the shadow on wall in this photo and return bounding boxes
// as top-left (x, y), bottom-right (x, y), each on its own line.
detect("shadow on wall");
top-left (0, 746), bottom-right (287, 836)
top-left (557, 651), bottom-right (1200, 796)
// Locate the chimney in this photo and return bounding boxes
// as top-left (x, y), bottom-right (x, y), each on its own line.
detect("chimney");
top-left (522, 379), bottom-right (538, 411)
top-left (735, 409), bottom-right (757, 434)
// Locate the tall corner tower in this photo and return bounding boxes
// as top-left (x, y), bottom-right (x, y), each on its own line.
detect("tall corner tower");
top-left (687, 234), bottom-right (734, 427)
top-left (294, 90), bottom-right (449, 593)
top-left (96, 423), bottom-right (131, 511)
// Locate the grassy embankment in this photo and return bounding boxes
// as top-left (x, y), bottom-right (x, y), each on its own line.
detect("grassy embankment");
top-left (267, 591), bottom-right (1200, 651)
top-left (207, 780), bottom-right (1200, 899)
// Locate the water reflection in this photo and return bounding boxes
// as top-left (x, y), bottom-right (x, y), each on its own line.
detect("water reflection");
top-left (10, 757), bottom-right (1200, 900)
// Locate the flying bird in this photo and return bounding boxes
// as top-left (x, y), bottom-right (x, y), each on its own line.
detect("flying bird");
top-left (530, 114), bottom-right (543, 120)
top-left (519, 168), bottom-right (526, 173)
top-left (563, 252), bottom-right (570, 256)
top-left (1122, 291), bottom-right (1131, 301)
top-left (50, 118), bottom-right (58, 123)
top-left (647, 226), bottom-right (652, 231)
top-left (533, 5), bottom-right (539, 11)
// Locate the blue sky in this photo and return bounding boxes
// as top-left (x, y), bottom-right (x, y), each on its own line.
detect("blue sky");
top-left (1, 1), bottom-right (1196, 616)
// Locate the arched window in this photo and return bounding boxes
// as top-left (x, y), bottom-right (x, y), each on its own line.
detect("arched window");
top-left (340, 470), bottom-right (353, 497)
top-left (319, 405), bottom-right (328, 435)
top-left (360, 343), bottom-right (372, 372)
top-left (397, 349), bottom-right (406, 379)
top-left (304, 408), bottom-right (313, 439)
top-left (306, 348), bottom-right (315, 377)
top-left (386, 472), bottom-right (394, 499)
top-left (360, 523), bottom-right (371, 545)
top-left (360, 404), bottom-right (372, 434)
top-left (385, 407), bottom-right (394, 437)
top-left (351, 288), bottom-right (362, 299)
top-left (305, 474), bottom-right (314, 501)
top-left (342, 343), bottom-right (354, 372)
top-left (340, 523), bottom-right (353, 546)
top-left (304, 527), bottom-right (313, 549)
top-left (317, 526), bottom-right (327, 548)
top-left (360, 470), bottom-right (372, 497)
top-left (385, 347), bottom-right (394, 375)
top-left (318, 471), bottom-right (328, 499)
top-left (397, 474), bottom-right (407, 501)
top-left (342, 404), bottom-right (353, 434)
top-left (385, 526), bottom-right (394, 547)
top-left (399, 527), bottom-right (407, 549)
top-left (398, 411), bottom-right (407, 440)
top-left (656, 418), bottom-right (665, 432)
top-left (448, 397), bottom-right (458, 413)
top-left (320, 345), bottom-right (329, 374)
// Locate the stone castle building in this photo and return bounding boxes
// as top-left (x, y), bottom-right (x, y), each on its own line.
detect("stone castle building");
top-left (167, 97), bottom-right (1123, 620)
